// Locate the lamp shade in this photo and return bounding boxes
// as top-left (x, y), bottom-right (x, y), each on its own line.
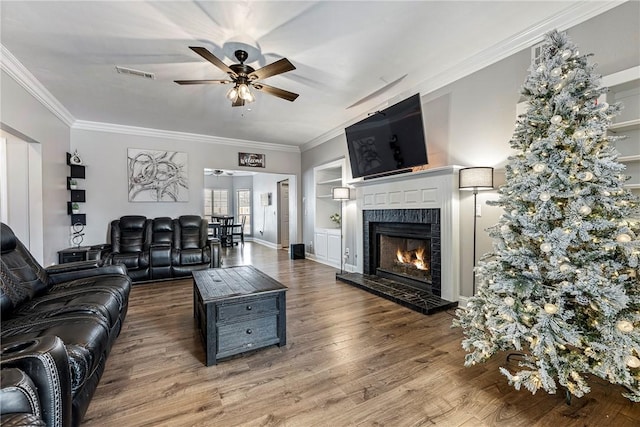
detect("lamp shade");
top-left (331, 187), bottom-right (350, 200)
top-left (459, 167), bottom-right (494, 191)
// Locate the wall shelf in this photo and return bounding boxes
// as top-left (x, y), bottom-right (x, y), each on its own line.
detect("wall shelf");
top-left (619, 155), bottom-right (640, 162)
top-left (609, 118), bottom-right (640, 133)
top-left (313, 159), bottom-right (346, 268)
top-left (603, 66), bottom-right (640, 194)
top-left (67, 152), bottom-right (86, 225)
top-left (317, 177), bottom-right (343, 185)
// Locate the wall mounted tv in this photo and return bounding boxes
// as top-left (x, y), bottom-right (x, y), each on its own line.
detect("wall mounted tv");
top-left (345, 93), bottom-right (428, 179)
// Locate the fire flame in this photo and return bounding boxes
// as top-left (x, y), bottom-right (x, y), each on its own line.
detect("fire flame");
top-left (396, 247), bottom-right (429, 271)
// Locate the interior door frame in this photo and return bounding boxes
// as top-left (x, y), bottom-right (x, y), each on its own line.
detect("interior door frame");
top-left (0, 129), bottom-right (44, 263)
top-left (277, 179), bottom-right (289, 249)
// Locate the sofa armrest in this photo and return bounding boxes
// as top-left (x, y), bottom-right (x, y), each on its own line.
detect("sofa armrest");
top-left (0, 412), bottom-right (46, 426)
top-left (89, 244), bottom-right (111, 253)
top-left (0, 368), bottom-right (46, 425)
top-left (1, 336), bottom-right (72, 427)
top-left (46, 260), bottom-right (102, 275)
top-left (47, 264), bottom-right (128, 286)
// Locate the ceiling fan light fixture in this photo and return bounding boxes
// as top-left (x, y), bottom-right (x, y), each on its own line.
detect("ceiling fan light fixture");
top-left (238, 83), bottom-right (252, 100)
top-left (176, 46), bottom-right (297, 106)
top-left (226, 86), bottom-right (239, 101)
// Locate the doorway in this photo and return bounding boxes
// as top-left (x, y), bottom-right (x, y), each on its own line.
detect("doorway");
top-left (0, 130), bottom-right (44, 263)
top-left (277, 179), bottom-right (289, 249)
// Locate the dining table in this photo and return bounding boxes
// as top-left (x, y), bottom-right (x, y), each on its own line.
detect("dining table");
top-left (211, 215), bottom-right (235, 247)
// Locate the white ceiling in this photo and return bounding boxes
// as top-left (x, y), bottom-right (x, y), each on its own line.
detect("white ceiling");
top-left (0, 1), bottom-right (620, 149)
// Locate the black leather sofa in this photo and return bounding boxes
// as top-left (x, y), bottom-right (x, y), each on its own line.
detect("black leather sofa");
top-left (102, 215), bottom-right (219, 283)
top-left (0, 223), bottom-right (132, 427)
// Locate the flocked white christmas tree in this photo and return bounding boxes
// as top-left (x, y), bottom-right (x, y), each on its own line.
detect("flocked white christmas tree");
top-left (454, 30), bottom-right (640, 402)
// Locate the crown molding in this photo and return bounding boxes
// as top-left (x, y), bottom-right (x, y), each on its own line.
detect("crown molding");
top-left (72, 120), bottom-right (301, 153)
top-left (412, 0), bottom-right (624, 97)
top-left (1, 44), bottom-right (75, 127)
top-left (300, 0), bottom-right (624, 153)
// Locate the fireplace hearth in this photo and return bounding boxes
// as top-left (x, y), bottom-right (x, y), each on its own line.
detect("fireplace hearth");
top-left (337, 208), bottom-right (456, 315)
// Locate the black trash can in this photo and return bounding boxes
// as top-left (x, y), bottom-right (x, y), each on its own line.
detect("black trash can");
top-left (290, 243), bottom-right (305, 260)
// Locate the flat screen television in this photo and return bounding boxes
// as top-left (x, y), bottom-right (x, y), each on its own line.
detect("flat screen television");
top-left (345, 93), bottom-right (428, 179)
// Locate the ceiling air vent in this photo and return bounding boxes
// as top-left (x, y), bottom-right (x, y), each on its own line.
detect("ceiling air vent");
top-left (531, 42), bottom-right (545, 66)
top-left (115, 66), bottom-right (155, 80)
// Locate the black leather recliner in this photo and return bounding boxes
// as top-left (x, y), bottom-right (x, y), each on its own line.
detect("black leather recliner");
top-left (149, 216), bottom-right (174, 280)
top-left (101, 215), bottom-right (217, 283)
top-left (171, 215), bottom-right (212, 277)
top-left (0, 222), bottom-right (131, 426)
top-left (104, 215), bottom-right (151, 281)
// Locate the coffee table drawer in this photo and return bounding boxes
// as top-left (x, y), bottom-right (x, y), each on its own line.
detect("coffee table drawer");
top-left (217, 296), bottom-right (278, 321)
top-left (217, 315), bottom-right (279, 358)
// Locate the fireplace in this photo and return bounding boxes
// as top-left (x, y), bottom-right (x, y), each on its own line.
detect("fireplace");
top-left (335, 167), bottom-right (458, 314)
top-left (377, 232), bottom-right (432, 287)
top-left (363, 208), bottom-right (441, 296)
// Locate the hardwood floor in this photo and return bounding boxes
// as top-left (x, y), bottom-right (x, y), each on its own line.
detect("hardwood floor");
top-left (83, 243), bottom-right (640, 426)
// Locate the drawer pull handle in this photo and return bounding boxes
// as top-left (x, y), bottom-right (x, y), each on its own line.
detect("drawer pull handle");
top-left (246, 329), bottom-right (253, 335)
top-left (246, 305), bottom-right (252, 311)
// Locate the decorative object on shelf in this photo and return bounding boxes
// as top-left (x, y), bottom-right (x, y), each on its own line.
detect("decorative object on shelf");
top-left (69, 149), bottom-right (83, 165)
top-left (458, 166), bottom-right (494, 295)
top-left (71, 203), bottom-right (80, 214)
top-left (71, 222), bottom-right (85, 247)
top-left (331, 187), bottom-right (350, 274)
top-left (127, 148), bottom-right (188, 202)
top-left (329, 213), bottom-right (341, 226)
top-left (69, 179), bottom-right (78, 189)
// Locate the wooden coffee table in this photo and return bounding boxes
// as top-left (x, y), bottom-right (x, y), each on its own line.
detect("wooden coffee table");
top-left (193, 266), bottom-right (287, 366)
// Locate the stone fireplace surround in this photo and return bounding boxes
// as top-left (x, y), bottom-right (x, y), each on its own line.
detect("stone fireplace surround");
top-left (338, 166), bottom-right (461, 312)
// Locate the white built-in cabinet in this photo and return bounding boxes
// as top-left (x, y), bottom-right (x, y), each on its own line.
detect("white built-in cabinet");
top-left (602, 66), bottom-right (640, 196)
top-left (313, 159), bottom-right (345, 268)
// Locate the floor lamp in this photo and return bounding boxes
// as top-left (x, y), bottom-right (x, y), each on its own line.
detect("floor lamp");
top-left (332, 187), bottom-right (350, 275)
top-left (459, 167), bottom-right (494, 295)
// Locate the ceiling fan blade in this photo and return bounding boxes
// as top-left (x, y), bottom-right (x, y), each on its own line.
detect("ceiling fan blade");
top-left (174, 79), bottom-right (232, 85)
top-left (249, 58), bottom-right (296, 81)
top-left (189, 46), bottom-right (236, 77)
top-left (252, 83), bottom-right (299, 102)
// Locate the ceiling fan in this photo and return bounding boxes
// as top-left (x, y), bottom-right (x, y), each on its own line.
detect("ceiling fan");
top-left (175, 46), bottom-right (299, 107)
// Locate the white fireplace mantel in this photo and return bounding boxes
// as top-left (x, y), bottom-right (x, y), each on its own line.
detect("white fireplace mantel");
top-left (351, 166), bottom-right (463, 302)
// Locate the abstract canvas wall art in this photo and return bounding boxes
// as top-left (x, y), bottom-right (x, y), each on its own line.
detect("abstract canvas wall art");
top-left (128, 149), bottom-right (188, 202)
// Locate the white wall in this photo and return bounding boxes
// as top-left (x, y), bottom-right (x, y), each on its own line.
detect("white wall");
top-left (71, 127), bottom-right (301, 245)
top-left (1, 70), bottom-right (70, 265)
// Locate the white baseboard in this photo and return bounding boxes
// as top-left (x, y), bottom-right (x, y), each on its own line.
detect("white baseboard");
top-left (344, 262), bottom-right (357, 273)
top-left (304, 253), bottom-right (340, 269)
top-left (457, 296), bottom-right (469, 308)
top-left (249, 238), bottom-right (279, 250)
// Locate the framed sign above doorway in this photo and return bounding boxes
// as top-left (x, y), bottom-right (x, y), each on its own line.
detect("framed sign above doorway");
top-left (239, 152), bottom-right (265, 168)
